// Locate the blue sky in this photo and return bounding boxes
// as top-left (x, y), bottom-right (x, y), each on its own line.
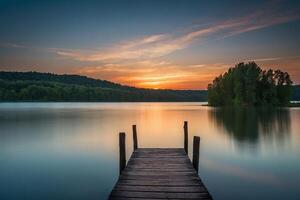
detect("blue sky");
top-left (0, 0), bottom-right (300, 89)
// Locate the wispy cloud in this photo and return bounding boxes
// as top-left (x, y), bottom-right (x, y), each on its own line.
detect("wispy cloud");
top-left (1, 43), bottom-right (26, 49)
top-left (57, 5), bottom-right (300, 62)
top-left (245, 55), bottom-right (300, 62)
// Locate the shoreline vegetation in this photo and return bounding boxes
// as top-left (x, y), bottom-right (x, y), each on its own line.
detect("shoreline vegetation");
top-left (288, 102), bottom-right (300, 107)
top-left (0, 71), bottom-right (207, 102)
top-left (207, 62), bottom-right (297, 107)
top-left (202, 102), bottom-right (300, 107)
top-left (0, 68), bottom-right (299, 104)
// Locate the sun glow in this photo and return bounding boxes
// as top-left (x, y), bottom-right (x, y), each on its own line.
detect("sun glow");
top-left (75, 61), bottom-right (230, 89)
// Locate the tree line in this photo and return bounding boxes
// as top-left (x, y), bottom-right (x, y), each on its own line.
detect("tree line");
top-left (207, 62), bottom-right (294, 106)
top-left (0, 70), bottom-right (298, 103)
top-left (0, 72), bottom-right (207, 102)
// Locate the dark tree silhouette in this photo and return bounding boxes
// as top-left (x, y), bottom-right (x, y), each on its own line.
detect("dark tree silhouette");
top-left (0, 71), bottom-right (207, 102)
top-left (208, 62), bottom-right (293, 106)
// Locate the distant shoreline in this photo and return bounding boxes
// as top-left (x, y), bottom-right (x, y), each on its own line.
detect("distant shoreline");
top-left (288, 102), bottom-right (300, 107)
top-left (0, 101), bottom-right (205, 103)
top-left (202, 102), bottom-right (300, 108)
top-left (0, 71), bottom-right (299, 102)
top-left (0, 71), bottom-right (207, 102)
top-left (1, 101), bottom-right (299, 107)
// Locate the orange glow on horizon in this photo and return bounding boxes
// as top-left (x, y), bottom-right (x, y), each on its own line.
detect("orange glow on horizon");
top-left (75, 62), bottom-right (229, 90)
top-left (73, 56), bottom-right (300, 90)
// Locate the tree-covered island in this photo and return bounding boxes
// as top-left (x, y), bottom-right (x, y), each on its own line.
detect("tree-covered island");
top-left (207, 62), bottom-right (294, 106)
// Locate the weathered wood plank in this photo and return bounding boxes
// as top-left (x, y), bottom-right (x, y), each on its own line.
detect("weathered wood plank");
top-left (124, 168), bottom-right (196, 172)
top-left (126, 163), bottom-right (194, 167)
top-left (121, 171), bottom-right (197, 176)
top-left (130, 157), bottom-right (189, 161)
top-left (116, 179), bottom-right (203, 186)
top-left (131, 154), bottom-right (187, 158)
top-left (128, 159), bottom-right (190, 164)
top-left (114, 185), bottom-right (206, 193)
top-left (119, 175), bottom-right (200, 181)
top-left (125, 166), bottom-right (194, 170)
top-left (119, 178), bottom-right (202, 182)
top-left (110, 191), bottom-right (211, 199)
top-left (133, 150), bottom-right (185, 154)
top-left (109, 198), bottom-right (211, 200)
top-left (134, 148), bottom-right (184, 153)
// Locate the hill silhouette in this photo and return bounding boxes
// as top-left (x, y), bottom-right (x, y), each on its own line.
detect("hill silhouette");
top-left (0, 71), bottom-right (207, 102)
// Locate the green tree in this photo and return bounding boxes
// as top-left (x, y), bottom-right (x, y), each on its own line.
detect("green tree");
top-left (207, 62), bottom-right (293, 106)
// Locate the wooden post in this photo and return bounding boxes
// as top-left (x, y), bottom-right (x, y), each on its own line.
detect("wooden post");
top-left (184, 121), bottom-right (188, 154)
top-left (133, 125), bottom-right (138, 150)
top-left (192, 136), bottom-right (200, 172)
top-left (119, 132), bottom-right (126, 175)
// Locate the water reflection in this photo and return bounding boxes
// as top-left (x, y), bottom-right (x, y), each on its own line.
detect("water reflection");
top-left (0, 103), bottom-right (299, 200)
top-left (209, 107), bottom-right (291, 144)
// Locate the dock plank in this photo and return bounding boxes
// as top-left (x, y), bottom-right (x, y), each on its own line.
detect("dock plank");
top-left (109, 148), bottom-right (212, 200)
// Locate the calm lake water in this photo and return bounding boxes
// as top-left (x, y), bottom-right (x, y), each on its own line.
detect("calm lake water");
top-left (0, 102), bottom-right (299, 200)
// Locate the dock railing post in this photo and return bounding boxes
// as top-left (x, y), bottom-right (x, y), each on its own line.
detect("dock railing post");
top-left (133, 125), bottom-right (138, 150)
top-left (184, 121), bottom-right (188, 154)
top-left (192, 136), bottom-right (200, 172)
top-left (119, 132), bottom-right (126, 175)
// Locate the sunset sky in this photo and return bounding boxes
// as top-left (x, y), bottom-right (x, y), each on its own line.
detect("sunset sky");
top-left (0, 0), bottom-right (300, 89)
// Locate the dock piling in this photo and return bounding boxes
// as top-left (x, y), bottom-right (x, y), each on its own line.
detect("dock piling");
top-left (132, 125), bottom-right (138, 150)
top-left (184, 121), bottom-right (188, 154)
top-left (119, 132), bottom-right (126, 175)
top-left (192, 136), bottom-right (200, 172)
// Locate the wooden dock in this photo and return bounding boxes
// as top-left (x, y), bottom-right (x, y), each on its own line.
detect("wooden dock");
top-left (108, 122), bottom-right (213, 200)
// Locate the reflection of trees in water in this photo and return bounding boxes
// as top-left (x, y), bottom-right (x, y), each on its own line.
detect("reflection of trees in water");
top-left (209, 107), bottom-right (291, 143)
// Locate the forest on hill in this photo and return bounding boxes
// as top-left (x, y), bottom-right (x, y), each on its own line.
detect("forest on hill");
top-left (0, 71), bottom-right (207, 102)
top-left (207, 62), bottom-right (297, 106)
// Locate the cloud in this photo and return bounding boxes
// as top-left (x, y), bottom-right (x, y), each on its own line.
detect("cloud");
top-left (1, 43), bottom-right (26, 49)
top-left (245, 55), bottom-right (300, 62)
top-left (119, 34), bottom-right (168, 49)
top-left (57, 5), bottom-right (300, 62)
